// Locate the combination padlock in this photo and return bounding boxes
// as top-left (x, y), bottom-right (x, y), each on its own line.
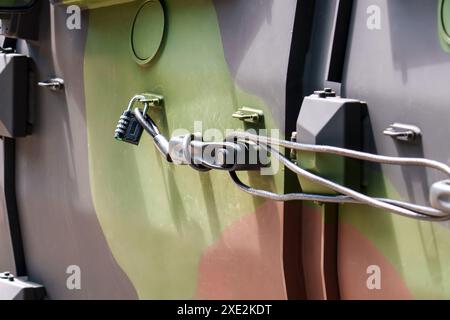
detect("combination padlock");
top-left (114, 94), bottom-right (162, 145)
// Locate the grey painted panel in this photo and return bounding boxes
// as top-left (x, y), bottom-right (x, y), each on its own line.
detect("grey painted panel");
top-left (342, 0), bottom-right (450, 219)
top-left (213, 0), bottom-right (297, 131)
top-left (303, 0), bottom-right (340, 95)
top-left (13, 4), bottom-right (137, 299)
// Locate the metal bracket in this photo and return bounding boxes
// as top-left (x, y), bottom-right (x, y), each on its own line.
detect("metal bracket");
top-left (0, 46), bottom-right (14, 53)
top-left (232, 107), bottom-right (264, 124)
top-left (139, 93), bottom-right (164, 108)
top-left (383, 123), bottom-right (422, 142)
top-left (0, 271), bottom-right (46, 300)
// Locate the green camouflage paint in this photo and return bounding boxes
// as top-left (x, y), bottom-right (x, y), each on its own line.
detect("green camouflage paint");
top-left (61, 0), bottom-right (135, 9)
top-left (8, 0), bottom-right (448, 300)
top-left (0, 0), bottom-right (32, 7)
top-left (439, 0), bottom-right (450, 52)
top-left (79, 0), bottom-right (283, 298)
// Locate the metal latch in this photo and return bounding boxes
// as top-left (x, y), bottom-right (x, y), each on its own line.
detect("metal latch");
top-left (0, 47), bottom-right (14, 54)
top-left (232, 107), bottom-right (263, 124)
top-left (38, 78), bottom-right (65, 91)
top-left (383, 123), bottom-right (422, 142)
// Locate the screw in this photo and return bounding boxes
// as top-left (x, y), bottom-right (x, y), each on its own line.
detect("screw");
top-left (314, 88), bottom-right (336, 98)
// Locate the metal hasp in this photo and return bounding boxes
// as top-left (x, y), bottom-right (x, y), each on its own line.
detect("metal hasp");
top-left (383, 123), bottom-right (422, 142)
top-left (0, 53), bottom-right (32, 138)
top-left (0, 272), bottom-right (45, 300)
top-left (296, 88), bottom-right (366, 194)
top-left (232, 107), bottom-right (264, 124)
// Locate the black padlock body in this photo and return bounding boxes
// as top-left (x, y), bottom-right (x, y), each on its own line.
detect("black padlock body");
top-left (123, 113), bottom-right (144, 146)
top-left (114, 110), bottom-right (146, 146)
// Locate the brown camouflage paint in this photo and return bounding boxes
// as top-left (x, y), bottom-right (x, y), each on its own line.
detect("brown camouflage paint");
top-left (196, 201), bottom-right (286, 300)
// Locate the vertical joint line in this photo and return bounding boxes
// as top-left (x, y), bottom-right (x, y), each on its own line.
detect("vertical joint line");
top-left (326, 0), bottom-right (354, 83)
top-left (3, 138), bottom-right (27, 277)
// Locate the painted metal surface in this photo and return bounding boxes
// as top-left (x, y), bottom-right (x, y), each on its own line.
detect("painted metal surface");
top-left (1, 0), bottom-right (298, 299)
top-left (130, 0), bottom-right (165, 65)
top-left (0, 0), bottom-right (449, 300)
top-left (439, 0), bottom-right (450, 52)
top-left (79, 0), bottom-right (290, 299)
top-left (339, 0), bottom-right (450, 299)
top-left (300, 0), bottom-right (450, 300)
top-left (13, 4), bottom-right (137, 299)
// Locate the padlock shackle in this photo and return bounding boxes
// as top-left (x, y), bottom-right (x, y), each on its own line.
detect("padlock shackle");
top-left (133, 108), bottom-right (171, 162)
top-left (126, 95), bottom-right (147, 112)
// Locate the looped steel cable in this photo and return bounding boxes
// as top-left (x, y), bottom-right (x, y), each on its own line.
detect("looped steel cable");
top-left (226, 131), bottom-right (450, 221)
top-left (131, 110), bottom-right (450, 221)
top-left (181, 134), bottom-right (211, 172)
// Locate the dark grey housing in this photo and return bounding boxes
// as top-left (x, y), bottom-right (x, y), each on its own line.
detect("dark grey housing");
top-left (0, 53), bottom-right (30, 138)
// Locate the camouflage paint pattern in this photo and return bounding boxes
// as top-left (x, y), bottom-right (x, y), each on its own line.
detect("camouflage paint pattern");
top-left (4, 3), bottom-right (137, 299)
top-left (300, 0), bottom-right (450, 300)
top-left (1, 0), bottom-right (296, 299)
top-left (340, 0), bottom-right (450, 300)
top-left (1, 0), bottom-right (450, 300)
top-left (79, 0), bottom-right (290, 299)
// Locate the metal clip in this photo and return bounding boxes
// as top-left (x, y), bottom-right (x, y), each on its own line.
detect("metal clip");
top-left (38, 78), bottom-right (65, 91)
top-left (383, 123), bottom-right (422, 142)
top-left (232, 107), bottom-right (264, 124)
top-left (0, 47), bottom-right (14, 54)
